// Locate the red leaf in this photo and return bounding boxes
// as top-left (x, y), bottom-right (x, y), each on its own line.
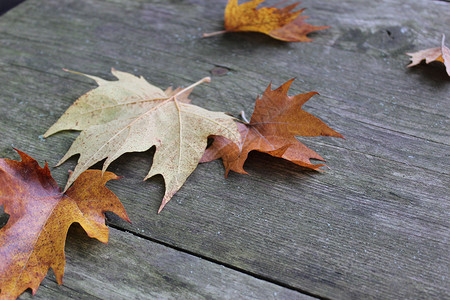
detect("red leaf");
top-left (0, 150), bottom-right (129, 299)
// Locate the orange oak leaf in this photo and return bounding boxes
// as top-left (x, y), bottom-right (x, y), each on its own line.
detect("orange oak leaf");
top-left (201, 79), bottom-right (343, 176)
top-left (0, 149), bottom-right (129, 300)
top-left (203, 0), bottom-right (329, 42)
top-left (407, 35), bottom-right (450, 76)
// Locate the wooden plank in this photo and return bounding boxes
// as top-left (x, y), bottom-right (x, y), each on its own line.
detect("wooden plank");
top-left (0, 0), bottom-right (449, 299)
top-left (15, 225), bottom-right (308, 299)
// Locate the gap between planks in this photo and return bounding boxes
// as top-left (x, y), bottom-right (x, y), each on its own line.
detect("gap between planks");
top-left (106, 222), bottom-right (326, 300)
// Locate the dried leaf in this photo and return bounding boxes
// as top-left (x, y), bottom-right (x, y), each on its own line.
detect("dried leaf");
top-left (44, 69), bottom-right (240, 213)
top-left (0, 150), bottom-right (129, 299)
top-left (407, 35), bottom-right (450, 76)
top-left (203, 0), bottom-right (329, 42)
top-left (201, 79), bottom-right (343, 176)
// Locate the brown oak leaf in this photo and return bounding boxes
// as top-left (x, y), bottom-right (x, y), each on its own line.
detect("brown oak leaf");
top-left (407, 35), bottom-right (450, 76)
top-left (201, 79), bottom-right (343, 176)
top-left (203, 0), bottom-right (329, 42)
top-left (0, 150), bottom-right (129, 299)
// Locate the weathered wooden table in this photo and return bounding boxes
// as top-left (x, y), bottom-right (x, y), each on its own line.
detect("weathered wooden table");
top-left (1, 0), bottom-right (449, 299)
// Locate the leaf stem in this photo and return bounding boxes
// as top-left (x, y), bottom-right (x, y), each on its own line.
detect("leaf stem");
top-left (62, 68), bottom-right (86, 76)
top-left (173, 77), bottom-right (211, 99)
top-left (202, 30), bottom-right (227, 38)
top-left (240, 111), bottom-right (250, 123)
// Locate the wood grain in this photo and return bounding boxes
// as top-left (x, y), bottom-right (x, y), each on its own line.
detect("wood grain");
top-left (15, 225), bottom-right (309, 300)
top-left (1, 0), bottom-right (449, 299)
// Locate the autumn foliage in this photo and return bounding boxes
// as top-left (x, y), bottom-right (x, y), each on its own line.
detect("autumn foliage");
top-left (201, 79), bottom-right (343, 175)
top-left (2, 0), bottom-right (449, 298)
top-left (0, 150), bottom-right (129, 299)
top-left (1, 71), bottom-right (344, 299)
top-left (203, 0), bottom-right (329, 42)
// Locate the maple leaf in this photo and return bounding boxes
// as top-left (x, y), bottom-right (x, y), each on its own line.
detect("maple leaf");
top-left (0, 149), bottom-right (129, 300)
top-left (407, 35), bottom-right (450, 76)
top-left (201, 79), bottom-right (343, 176)
top-left (203, 0), bottom-right (329, 42)
top-left (44, 69), bottom-right (240, 213)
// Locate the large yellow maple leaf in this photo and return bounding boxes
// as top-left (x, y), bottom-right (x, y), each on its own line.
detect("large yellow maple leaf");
top-left (44, 69), bottom-right (240, 212)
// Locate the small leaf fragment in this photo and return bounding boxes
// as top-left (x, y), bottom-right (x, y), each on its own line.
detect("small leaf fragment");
top-left (407, 35), bottom-right (450, 76)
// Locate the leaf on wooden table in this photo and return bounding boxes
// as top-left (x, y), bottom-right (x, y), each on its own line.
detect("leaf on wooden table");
top-left (201, 79), bottom-right (343, 176)
top-left (407, 35), bottom-right (450, 76)
top-left (0, 149), bottom-right (129, 300)
top-left (44, 69), bottom-right (241, 213)
top-left (203, 0), bottom-right (329, 42)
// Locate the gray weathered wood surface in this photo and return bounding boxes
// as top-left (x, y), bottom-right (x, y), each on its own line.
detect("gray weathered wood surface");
top-left (0, 0), bottom-right (449, 299)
